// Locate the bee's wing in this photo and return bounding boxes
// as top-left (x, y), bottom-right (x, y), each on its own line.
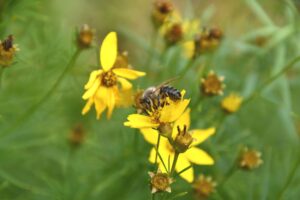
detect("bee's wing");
top-left (154, 77), bottom-right (180, 92)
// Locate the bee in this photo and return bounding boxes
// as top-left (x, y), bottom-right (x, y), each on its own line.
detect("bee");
top-left (139, 78), bottom-right (181, 112)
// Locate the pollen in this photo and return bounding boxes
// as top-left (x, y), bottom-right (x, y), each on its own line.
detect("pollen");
top-left (201, 71), bottom-right (225, 96)
top-left (149, 170), bottom-right (173, 193)
top-left (101, 71), bottom-right (118, 87)
top-left (221, 93), bottom-right (243, 113)
top-left (239, 147), bottom-right (263, 170)
top-left (193, 175), bottom-right (217, 199)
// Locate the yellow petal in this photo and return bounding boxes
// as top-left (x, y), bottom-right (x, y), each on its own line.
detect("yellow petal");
top-left (140, 128), bottom-right (159, 145)
top-left (124, 114), bottom-right (159, 128)
top-left (175, 155), bottom-right (194, 183)
top-left (94, 98), bottom-right (106, 119)
top-left (100, 32), bottom-right (117, 71)
top-left (82, 78), bottom-right (100, 100)
top-left (81, 98), bottom-right (94, 115)
top-left (160, 99), bottom-right (190, 123)
top-left (106, 87), bottom-right (116, 119)
top-left (185, 147), bottom-right (214, 165)
top-left (84, 70), bottom-right (102, 89)
top-left (149, 148), bottom-right (169, 173)
top-left (149, 138), bottom-right (174, 173)
top-left (113, 68), bottom-right (146, 80)
top-left (191, 127), bottom-right (216, 146)
top-left (117, 77), bottom-right (132, 90)
top-left (172, 108), bottom-right (191, 138)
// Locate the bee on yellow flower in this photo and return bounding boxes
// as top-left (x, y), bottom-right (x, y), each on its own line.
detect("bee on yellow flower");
top-left (201, 71), bottom-right (225, 96)
top-left (82, 32), bottom-right (146, 119)
top-left (0, 35), bottom-right (19, 67)
top-left (147, 109), bottom-right (215, 183)
top-left (221, 93), bottom-right (243, 113)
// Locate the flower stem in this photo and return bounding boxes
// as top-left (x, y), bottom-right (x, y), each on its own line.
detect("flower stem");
top-left (0, 67), bottom-right (3, 89)
top-left (155, 134), bottom-right (161, 164)
top-left (1, 48), bottom-right (81, 136)
top-left (170, 152), bottom-right (179, 175)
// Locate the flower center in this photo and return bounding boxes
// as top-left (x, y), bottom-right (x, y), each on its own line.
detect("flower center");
top-left (101, 71), bottom-right (117, 87)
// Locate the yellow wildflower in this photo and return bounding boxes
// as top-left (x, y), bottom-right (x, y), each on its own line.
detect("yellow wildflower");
top-left (82, 32), bottom-right (146, 119)
top-left (221, 93), bottom-right (243, 113)
top-left (201, 71), bottom-right (225, 96)
top-left (0, 35), bottom-right (19, 67)
top-left (193, 174), bottom-right (217, 200)
top-left (147, 109), bottom-right (215, 183)
top-left (239, 147), bottom-right (263, 170)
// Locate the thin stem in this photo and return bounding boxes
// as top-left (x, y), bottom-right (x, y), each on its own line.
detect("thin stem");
top-left (0, 67), bottom-right (3, 89)
top-left (243, 55), bottom-right (300, 105)
top-left (155, 134), bottom-right (161, 164)
top-left (1, 49), bottom-right (81, 136)
top-left (170, 152), bottom-right (179, 175)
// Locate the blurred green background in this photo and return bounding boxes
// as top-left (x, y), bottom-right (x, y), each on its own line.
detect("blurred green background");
top-left (0, 0), bottom-right (300, 199)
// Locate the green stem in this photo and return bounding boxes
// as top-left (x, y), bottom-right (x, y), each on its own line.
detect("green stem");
top-left (170, 152), bottom-right (179, 175)
top-left (1, 49), bottom-right (81, 136)
top-left (155, 134), bottom-right (161, 164)
top-left (243, 55), bottom-right (300, 105)
top-left (0, 67), bottom-right (3, 89)
top-left (277, 155), bottom-right (300, 200)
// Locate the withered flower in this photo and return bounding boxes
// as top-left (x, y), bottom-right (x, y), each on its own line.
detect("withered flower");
top-left (201, 71), bottom-right (225, 96)
top-left (193, 175), bottom-right (217, 200)
top-left (152, 0), bottom-right (174, 27)
top-left (77, 24), bottom-right (95, 49)
top-left (239, 147), bottom-right (263, 170)
top-left (149, 169), bottom-right (173, 194)
top-left (0, 35), bottom-right (19, 67)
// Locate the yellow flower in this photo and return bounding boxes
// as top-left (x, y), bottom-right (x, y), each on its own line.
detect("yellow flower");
top-left (221, 93), bottom-right (243, 113)
top-left (147, 109), bottom-right (215, 183)
top-left (82, 32), bottom-right (146, 119)
top-left (124, 94), bottom-right (190, 136)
